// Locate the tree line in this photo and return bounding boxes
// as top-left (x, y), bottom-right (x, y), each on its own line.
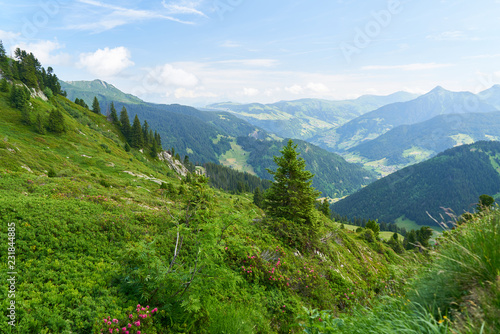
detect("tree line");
top-left (0, 40), bottom-right (64, 97)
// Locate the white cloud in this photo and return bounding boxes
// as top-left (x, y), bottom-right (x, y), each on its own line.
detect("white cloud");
top-left (78, 47), bottom-right (134, 77)
top-left (220, 40), bottom-right (241, 48)
top-left (12, 40), bottom-right (71, 66)
top-left (242, 88), bottom-right (259, 96)
top-left (153, 64), bottom-right (199, 87)
top-left (361, 63), bottom-right (453, 71)
top-left (174, 87), bottom-right (217, 98)
top-left (306, 82), bottom-right (329, 93)
top-left (426, 31), bottom-right (479, 41)
top-left (217, 59), bottom-right (279, 67)
top-left (285, 85), bottom-right (304, 94)
top-left (68, 0), bottom-right (193, 32)
top-left (0, 30), bottom-right (21, 43)
top-left (162, 0), bottom-right (207, 17)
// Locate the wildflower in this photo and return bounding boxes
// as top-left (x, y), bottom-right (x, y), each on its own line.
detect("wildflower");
top-left (122, 328), bottom-right (126, 332)
top-left (128, 324), bottom-right (132, 328)
top-left (152, 308), bottom-right (158, 313)
top-left (134, 321), bottom-right (141, 326)
top-left (113, 319), bottom-right (118, 323)
top-left (438, 320), bottom-right (444, 324)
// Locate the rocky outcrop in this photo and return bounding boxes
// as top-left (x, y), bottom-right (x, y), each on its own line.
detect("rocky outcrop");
top-left (158, 151), bottom-right (189, 177)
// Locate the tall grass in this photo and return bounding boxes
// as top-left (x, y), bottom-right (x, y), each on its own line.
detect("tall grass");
top-left (300, 211), bottom-right (500, 334)
top-left (412, 211), bottom-right (500, 333)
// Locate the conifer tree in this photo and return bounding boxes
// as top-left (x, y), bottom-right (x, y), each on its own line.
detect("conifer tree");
top-left (150, 139), bottom-right (159, 158)
top-left (131, 114), bottom-right (144, 148)
top-left (319, 199), bottom-right (331, 217)
top-left (253, 187), bottom-right (263, 208)
top-left (154, 130), bottom-right (161, 148)
top-left (142, 120), bottom-right (150, 146)
top-left (0, 78), bottom-right (8, 92)
top-left (91, 96), bottom-right (101, 114)
top-left (119, 106), bottom-right (131, 141)
top-left (108, 101), bottom-right (120, 125)
top-left (264, 139), bottom-right (321, 226)
top-left (47, 108), bottom-right (65, 133)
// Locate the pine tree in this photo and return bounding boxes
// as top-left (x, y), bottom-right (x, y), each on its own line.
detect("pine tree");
top-left (0, 78), bottom-right (9, 92)
top-left (131, 114), bottom-right (144, 148)
top-left (319, 200), bottom-right (331, 217)
top-left (108, 101), bottom-right (120, 125)
top-left (0, 40), bottom-right (6, 61)
top-left (35, 112), bottom-right (45, 134)
top-left (154, 131), bottom-right (162, 148)
top-left (120, 106), bottom-right (131, 141)
top-left (365, 220), bottom-right (380, 239)
top-left (47, 108), bottom-right (65, 133)
top-left (264, 139), bottom-right (321, 226)
top-left (150, 139), bottom-right (159, 158)
top-left (91, 96), bottom-right (101, 114)
top-left (142, 120), bottom-right (150, 146)
top-left (253, 187), bottom-right (263, 208)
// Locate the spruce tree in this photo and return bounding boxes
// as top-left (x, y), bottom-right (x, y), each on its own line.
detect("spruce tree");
top-left (264, 139), bottom-right (321, 226)
top-left (0, 78), bottom-right (9, 92)
top-left (253, 187), bottom-right (263, 208)
top-left (91, 96), bottom-right (101, 114)
top-left (131, 114), bottom-right (144, 148)
top-left (108, 101), bottom-right (120, 125)
top-left (319, 199), bottom-right (331, 217)
top-left (47, 108), bottom-right (65, 133)
top-left (120, 106), bottom-right (131, 141)
top-left (142, 120), bottom-right (150, 146)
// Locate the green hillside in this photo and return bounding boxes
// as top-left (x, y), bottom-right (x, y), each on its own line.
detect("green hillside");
top-left (0, 77), bottom-right (420, 334)
top-left (347, 111), bottom-right (500, 167)
top-left (1, 48), bottom-right (498, 334)
top-left (237, 136), bottom-right (377, 199)
top-left (333, 141), bottom-right (500, 227)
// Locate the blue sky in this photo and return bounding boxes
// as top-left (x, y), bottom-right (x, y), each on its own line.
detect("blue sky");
top-left (1, 0), bottom-right (500, 106)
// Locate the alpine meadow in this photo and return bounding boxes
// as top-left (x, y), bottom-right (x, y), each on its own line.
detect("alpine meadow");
top-left (1, 1), bottom-right (500, 334)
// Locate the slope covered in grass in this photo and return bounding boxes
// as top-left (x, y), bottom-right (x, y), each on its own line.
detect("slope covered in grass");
top-left (0, 88), bottom-right (420, 333)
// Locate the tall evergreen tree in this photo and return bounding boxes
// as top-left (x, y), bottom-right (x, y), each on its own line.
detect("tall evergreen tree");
top-left (142, 120), bottom-right (150, 146)
top-left (319, 200), bottom-right (331, 217)
top-left (47, 108), bottom-right (65, 133)
top-left (91, 96), bottom-right (101, 114)
top-left (131, 114), bottom-right (144, 148)
top-left (0, 78), bottom-right (9, 92)
top-left (119, 106), bottom-right (131, 141)
top-left (108, 101), bottom-right (120, 125)
top-left (0, 40), bottom-right (6, 61)
top-left (154, 130), bottom-right (162, 148)
top-left (253, 187), bottom-right (264, 208)
top-left (264, 139), bottom-right (321, 226)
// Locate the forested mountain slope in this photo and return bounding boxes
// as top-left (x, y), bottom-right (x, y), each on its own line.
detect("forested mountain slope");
top-left (332, 141), bottom-right (500, 227)
top-left (348, 111), bottom-right (500, 166)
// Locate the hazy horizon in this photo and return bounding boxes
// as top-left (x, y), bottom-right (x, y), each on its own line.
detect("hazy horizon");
top-left (2, 0), bottom-right (500, 106)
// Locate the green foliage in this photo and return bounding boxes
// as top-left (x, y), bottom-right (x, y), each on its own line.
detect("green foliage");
top-left (477, 194), bottom-right (495, 212)
top-left (319, 200), bottom-right (331, 218)
top-left (47, 108), bottom-right (66, 133)
top-left (203, 162), bottom-right (271, 194)
top-left (238, 136), bottom-right (376, 199)
top-left (92, 96), bottom-right (101, 114)
top-left (9, 84), bottom-right (30, 111)
top-left (108, 101), bottom-right (120, 126)
top-left (74, 97), bottom-right (88, 109)
top-left (334, 141), bottom-right (500, 227)
top-left (0, 78), bottom-right (9, 92)
top-left (265, 139), bottom-right (321, 230)
top-left (253, 187), bottom-right (264, 208)
top-left (120, 106), bottom-right (131, 142)
top-left (365, 220), bottom-right (380, 239)
top-left (131, 114), bottom-right (144, 149)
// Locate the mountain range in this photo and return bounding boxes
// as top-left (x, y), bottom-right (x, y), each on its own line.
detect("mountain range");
top-left (206, 92), bottom-right (418, 140)
top-left (61, 79), bottom-right (375, 198)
